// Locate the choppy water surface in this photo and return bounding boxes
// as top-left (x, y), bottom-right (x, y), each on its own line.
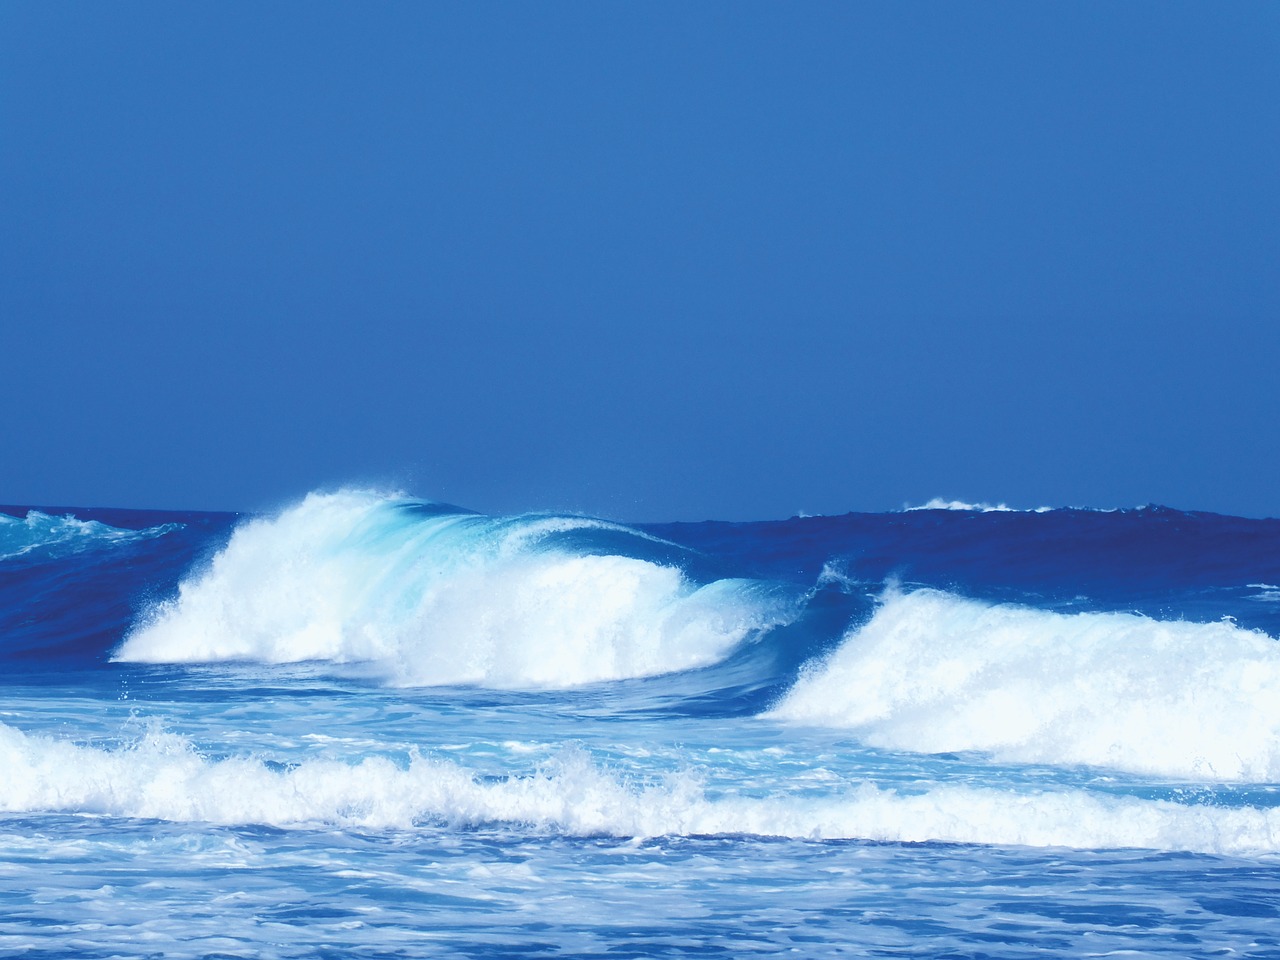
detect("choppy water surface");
top-left (3, 491), bottom-right (1280, 956)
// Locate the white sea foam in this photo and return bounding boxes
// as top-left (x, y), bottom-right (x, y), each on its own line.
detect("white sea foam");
top-left (116, 490), bottom-right (785, 688)
top-left (1, 722), bottom-right (1276, 857)
top-left (768, 588), bottom-right (1280, 781)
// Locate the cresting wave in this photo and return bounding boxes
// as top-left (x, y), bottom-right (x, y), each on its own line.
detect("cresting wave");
top-left (116, 491), bottom-right (790, 688)
top-left (1, 722), bottom-right (1276, 857)
top-left (769, 588), bottom-right (1280, 781)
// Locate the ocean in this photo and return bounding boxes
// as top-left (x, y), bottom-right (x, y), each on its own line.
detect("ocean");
top-left (3, 489), bottom-right (1280, 958)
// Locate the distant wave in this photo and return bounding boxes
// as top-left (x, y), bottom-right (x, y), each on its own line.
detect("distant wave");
top-left (1, 723), bottom-right (1276, 857)
top-left (903, 498), bottom-right (1054, 513)
top-left (768, 588), bottom-right (1280, 781)
top-left (0, 509), bottom-right (179, 561)
top-left (900, 499), bottom-right (1155, 514)
top-left (116, 490), bottom-right (792, 688)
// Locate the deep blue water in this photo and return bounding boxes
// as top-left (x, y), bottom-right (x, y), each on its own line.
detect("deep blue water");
top-left (3, 490), bottom-right (1280, 957)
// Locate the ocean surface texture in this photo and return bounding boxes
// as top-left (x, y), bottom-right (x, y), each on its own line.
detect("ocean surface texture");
top-left (3, 490), bottom-right (1280, 958)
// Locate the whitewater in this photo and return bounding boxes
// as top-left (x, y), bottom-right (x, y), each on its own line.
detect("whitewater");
top-left (3, 490), bottom-right (1280, 957)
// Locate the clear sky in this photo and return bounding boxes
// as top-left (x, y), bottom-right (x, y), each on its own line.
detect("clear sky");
top-left (3, 2), bottom-right (1278, 521)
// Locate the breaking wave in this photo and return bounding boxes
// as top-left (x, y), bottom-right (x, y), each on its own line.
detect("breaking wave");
top-left (768, 588), bottom-right (1280, 781)
top-left (116, 491), bottom-right (791, 688)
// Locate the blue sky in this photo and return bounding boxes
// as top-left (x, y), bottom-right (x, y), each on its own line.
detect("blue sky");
top-left (3, 2), bottom-right (1277, 520)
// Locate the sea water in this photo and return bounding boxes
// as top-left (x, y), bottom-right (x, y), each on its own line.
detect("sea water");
top-left (2, 490), bottom-right (1279, 957)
